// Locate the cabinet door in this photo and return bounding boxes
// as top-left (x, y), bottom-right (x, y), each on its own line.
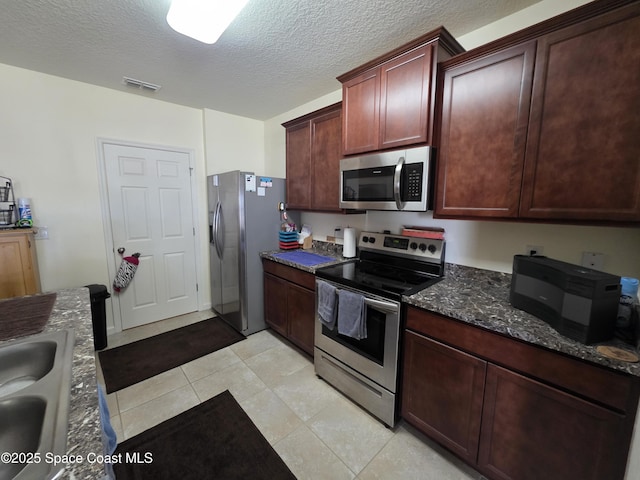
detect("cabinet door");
top-left (379, 44), bottom-right (434, 150)
top-left (435, 42), bottom-right (535, 218)
top-left (521, 6), bottom-right (640, 221)
top-left (263, 273), bottom-right (288, 338)
top-left (285, 121), bottom-right (311, 210)
top-left (287, 283), bottom-right (315, 355)
top-left (311, 107), bottom-right (342, 212)
top-left (0, 233), bottom-right (40, 299)
top-left (402, 331), bottom-right (486, 464)
top-left (479, 364), bottom-right (627, 480)
top-left (342, 70), bottom-right (380, 155)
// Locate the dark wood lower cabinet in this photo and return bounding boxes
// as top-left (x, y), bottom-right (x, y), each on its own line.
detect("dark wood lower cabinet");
top-left (262, 259), bottom-right (315, 355)
top-left (402, 332), bottom-right (485, 464)
top-left (402, 306), bottom-right (640, 480)
top-left (263, 271), bottom-right (288, 338)
top-left (287, 283), bottom-right (315, 355)
top-left (479, 365), bottom-right (627, 480)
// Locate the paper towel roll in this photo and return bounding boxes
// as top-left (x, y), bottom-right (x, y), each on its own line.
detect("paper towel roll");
top-left (343, 227), bottom-right (357, 258)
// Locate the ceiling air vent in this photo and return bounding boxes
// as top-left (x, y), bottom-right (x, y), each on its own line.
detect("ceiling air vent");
top-left (122, 76), bottom-right (161, 92)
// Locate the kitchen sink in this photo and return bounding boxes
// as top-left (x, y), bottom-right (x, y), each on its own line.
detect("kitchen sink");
top-left (0, 329), bottom-right (75, 480)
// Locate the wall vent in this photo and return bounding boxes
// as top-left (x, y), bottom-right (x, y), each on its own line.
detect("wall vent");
top-left (122, 76), bottom-right (161, 92)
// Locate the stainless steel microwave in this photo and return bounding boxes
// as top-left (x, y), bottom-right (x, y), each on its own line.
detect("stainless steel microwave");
top-left (339, 146), bottom-right (432, 211)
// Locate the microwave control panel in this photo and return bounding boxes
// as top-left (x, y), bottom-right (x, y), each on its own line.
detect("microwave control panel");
top-left (402, 163), bottom-right (423, 201)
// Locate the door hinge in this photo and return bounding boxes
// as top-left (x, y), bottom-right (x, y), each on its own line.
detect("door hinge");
top-left (193, 227), bottom-right (195, 236)
top-left (196, 283), bottom-right (199, 292)
top-left (189, 167), bottom-right (194, 176)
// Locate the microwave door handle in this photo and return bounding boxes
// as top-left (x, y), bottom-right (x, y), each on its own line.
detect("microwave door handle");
top-left (393, 156), bottom-right (405, 210)
top-left (364, 297), bottom-right (399, 314)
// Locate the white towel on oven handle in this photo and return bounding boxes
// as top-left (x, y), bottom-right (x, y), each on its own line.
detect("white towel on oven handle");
top-left (317, 280), bottom-right (338, 329)
top-left (337, 289), bottom-right (367, 340)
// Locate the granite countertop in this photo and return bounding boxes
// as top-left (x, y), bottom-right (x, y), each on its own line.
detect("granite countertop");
top-left (263, 250), bottom-right (640, 377)
top-left (404, 263), bottom-right (640, 377)
top-left (260, 240), bottom-right (353, 273)
top-left (1, 288), bottom-right (105, 479)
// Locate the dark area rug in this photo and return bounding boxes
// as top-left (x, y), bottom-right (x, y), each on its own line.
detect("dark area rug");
top-left (99, 317), bottom-right (244, 393)
top-left (113, 390), bottom-right (296, 480)
top-left (0, 292), bottom-right (57, 341)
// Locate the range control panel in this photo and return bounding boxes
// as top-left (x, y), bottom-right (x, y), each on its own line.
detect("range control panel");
top-left (358, 231), bottom-right (444, 262)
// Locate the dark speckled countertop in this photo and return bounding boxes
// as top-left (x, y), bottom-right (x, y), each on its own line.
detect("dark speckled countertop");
top-left (404, 263), bottom-right (640, 377)
top-left (261, 248), bottom-right (640, 378)
top-left (1, 288), bottom-right (105, 479)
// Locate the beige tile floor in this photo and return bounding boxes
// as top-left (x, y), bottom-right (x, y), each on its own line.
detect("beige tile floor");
top-left (95, 312), bottom-right (485, 479)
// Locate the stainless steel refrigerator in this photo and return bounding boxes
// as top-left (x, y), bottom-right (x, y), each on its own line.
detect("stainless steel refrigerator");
top-left (208, 171), bottom-right (287, 335)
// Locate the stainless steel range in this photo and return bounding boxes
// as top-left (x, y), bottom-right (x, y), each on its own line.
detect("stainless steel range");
top-left (314, 231), bottom-right (445, 427)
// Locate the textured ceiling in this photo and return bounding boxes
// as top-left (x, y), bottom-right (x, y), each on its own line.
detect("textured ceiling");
top-left (0, 0), bottom-right (541, 120)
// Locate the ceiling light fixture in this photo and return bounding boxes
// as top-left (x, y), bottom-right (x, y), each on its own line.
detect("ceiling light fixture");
top-left (166, 0), bottom-right (249, 45)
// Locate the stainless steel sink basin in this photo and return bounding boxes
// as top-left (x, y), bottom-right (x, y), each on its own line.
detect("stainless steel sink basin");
top-left (0, 340), bottom-right (57, 397)
top-left (0, 397), bottom-right (47, 479)
top-left (0, 329), bottom-right (75, 480)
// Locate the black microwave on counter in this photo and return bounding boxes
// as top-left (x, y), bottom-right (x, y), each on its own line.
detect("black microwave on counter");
top-left (510, 255), bottom-right (621, 344)
top-left (339, 146), bottom-right (432, 211)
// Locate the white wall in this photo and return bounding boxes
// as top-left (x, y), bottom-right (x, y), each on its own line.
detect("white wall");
top-left (264, 90), bottom-right (342, 178)
top-left (457, 0), bottom-right (591, 49)
top-left (203, 109), bottom-right (265, 174)
top-left (0, 63), bottom-right (209, 332)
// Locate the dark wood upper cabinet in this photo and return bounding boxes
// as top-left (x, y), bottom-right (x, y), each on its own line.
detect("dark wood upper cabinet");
top-left (283, 103), bottom-right (342, 212)
top-left (284, 120), bottom-right (311, 210)
top-left (339, 27), bottom-right (464, 156)
top-left (520, 6), bottom-right (640, 221)
top-left (436, 42), bottom-right (535, 218)
top-left (435, 0), bottom-right (640, 223)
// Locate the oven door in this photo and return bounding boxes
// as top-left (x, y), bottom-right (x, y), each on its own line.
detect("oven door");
top-left (314, 280), bottom-right (401, 392)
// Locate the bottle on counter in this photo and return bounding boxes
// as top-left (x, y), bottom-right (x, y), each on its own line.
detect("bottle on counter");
top-left (616, 277), bottom-right (639, 347)
top-left (17, 197), bottom-right (33, 227)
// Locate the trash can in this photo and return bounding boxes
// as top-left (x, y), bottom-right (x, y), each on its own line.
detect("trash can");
top-left (86, 284), bottom-right (111, 350)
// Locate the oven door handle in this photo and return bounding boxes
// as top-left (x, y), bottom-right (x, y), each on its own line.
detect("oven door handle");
top-left (393, 156), bottom-right (405, 211)
top-left (364, 297), bottom-right (399, 314)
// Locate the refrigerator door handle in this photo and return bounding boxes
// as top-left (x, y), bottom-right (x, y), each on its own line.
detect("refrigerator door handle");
top-left (208, 212), bottom-right (215, 244)
top-left (214, 201), bottom-right (224, 259)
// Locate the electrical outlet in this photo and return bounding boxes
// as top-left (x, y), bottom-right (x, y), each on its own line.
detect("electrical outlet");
top-left (525, 245), bottom-right (544, 256)
top-left (34, 226), bottom-right (48, 240)
top-left (582, 252), bottom-right (604, 271)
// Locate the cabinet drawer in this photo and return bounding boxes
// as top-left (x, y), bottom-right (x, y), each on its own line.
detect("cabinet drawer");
top-left (406, 306), bottom-right (639, 413)
top-left (261, 259), bottom-right (315, 290)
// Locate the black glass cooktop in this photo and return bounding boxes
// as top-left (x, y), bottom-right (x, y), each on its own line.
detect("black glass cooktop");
top-left (315, 258), bottom-right (442, 300)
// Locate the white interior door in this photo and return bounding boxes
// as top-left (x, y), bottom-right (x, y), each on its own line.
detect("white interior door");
top-left (103, 143), bottom-right (198, 329)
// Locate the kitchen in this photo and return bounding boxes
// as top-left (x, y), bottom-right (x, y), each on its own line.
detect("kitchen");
top-left (1, 0), bottom-right (640, 478)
